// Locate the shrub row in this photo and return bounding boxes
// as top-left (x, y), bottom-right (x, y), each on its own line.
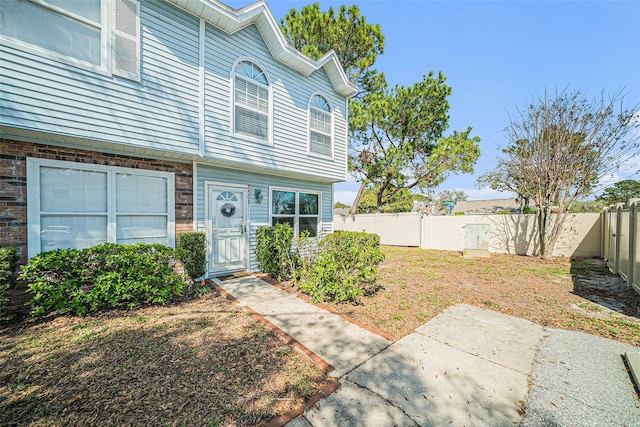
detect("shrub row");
top-left (256, 226), bottom-right (384, 304)
top-left (20, 243), bottom-right (187, 317)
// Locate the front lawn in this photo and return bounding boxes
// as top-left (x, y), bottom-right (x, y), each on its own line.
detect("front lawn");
top-left (0, 293), bottom-right (332, 426)
top-left (322, 246), bottom-right (640, 345)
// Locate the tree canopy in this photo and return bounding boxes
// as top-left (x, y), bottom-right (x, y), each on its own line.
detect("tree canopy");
top-left (280, 4), bottom-right (480, 214)
top-left (349, 72), bottom-right (480, 212)
top-left (485, 89), bottom-right (639, 257)
top-left (355, 186), bottom-right (417, 214)
top-left (279, 3), bottom-right (385, 95)
top-left (596, 179), bottom-right (640, 205)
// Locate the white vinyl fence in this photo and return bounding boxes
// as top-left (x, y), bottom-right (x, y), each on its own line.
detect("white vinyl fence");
top-left (333, 212), bottom-right (602, 258)
top-left (602, 200), bottom-right (640, 294)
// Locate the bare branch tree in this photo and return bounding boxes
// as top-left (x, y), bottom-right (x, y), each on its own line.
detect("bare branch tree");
top-left (494, 89), bottom-right (639, 258)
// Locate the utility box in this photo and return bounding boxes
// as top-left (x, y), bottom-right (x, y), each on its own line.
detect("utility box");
top-left (463, 224), bottom-right (490, 258)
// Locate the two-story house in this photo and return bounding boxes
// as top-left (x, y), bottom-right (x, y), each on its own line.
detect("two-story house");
top-left (0, 0), bottom-right (356, 279)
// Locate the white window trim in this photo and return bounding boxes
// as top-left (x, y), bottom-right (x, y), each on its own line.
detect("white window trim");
top-left (307, 93), bottom-right (334, 159)
top-left (230, 57), bottom-right (273, 146)
top-left (27, 158), bottom-right (175, 258)
top-left (269, 187), bottom-right (321, 237)
top-left (0, 0), bottom-right (140, 80)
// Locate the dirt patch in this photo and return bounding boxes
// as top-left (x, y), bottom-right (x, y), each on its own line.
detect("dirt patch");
top-left (0, 292), bottom-right (333, 426)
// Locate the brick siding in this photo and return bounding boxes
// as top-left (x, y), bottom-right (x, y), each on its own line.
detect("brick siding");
top-left (0, 138), bottom-right (194, 313)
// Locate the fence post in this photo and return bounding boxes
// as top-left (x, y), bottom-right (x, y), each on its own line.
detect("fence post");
top-left (614, 203), bottom-right (625, 275)
top-left (627, 199), bottom-right (640, 288)
top-left (601, 207), bottom-right (607, 261)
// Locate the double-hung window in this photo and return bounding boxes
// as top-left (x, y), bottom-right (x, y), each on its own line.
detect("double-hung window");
top-left (0, 0), bottom-right (140, 80)
top-left (271, 189), bottom-right (320, 237)
top-left (309, 94), bottom-right (332, 156)
top-left (27, 158), bottom-right (174, 257)
top-left (233, 60), bottom-right (270, 141)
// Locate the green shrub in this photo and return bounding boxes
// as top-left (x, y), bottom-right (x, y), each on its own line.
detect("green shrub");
top-left (176, 232), bottom-right (207, 281)
top-left (298, 231), bottom-right (385, 303)
top-left (255, 223), bottom-right (295, 280)
top-left (0, 247), bottom-right (19, 311)
top-left (20, 243), bottom-right (186, 317)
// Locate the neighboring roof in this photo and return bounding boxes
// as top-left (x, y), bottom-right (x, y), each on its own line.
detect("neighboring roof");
top-left (164, 0), bottom-right (359, 97)
top-left (453, 198), bottom-right (520, 214)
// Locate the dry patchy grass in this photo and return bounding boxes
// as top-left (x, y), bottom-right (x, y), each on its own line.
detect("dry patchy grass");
top-left (322, 247), bottom-right (640, 345)
top-left (0, 292), bottom-right (331, 426)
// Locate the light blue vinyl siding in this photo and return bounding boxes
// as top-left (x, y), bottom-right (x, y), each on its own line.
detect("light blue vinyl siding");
top-left (203, 24), bottom-right (348, 182)
top-left (0, 0), bottom-right (349, 182)
top-left (196, 163), bottom-right (334, 272)
top-left (0, 0), bottom-right (200, 155)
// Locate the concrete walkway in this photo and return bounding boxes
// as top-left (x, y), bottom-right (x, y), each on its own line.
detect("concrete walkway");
top-left (212, 275), bottom-right (640, 426)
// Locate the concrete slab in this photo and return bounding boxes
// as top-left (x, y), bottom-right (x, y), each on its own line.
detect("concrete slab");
top-left (212, 275), bottom-right (290, 306)
top-left (520, 328), bottom-right (640, 427)
top-left (626, 350), bottom-right (640, 391)
top-left (251, 293), bottom-right (390, 377)
top-left (347, 333), bottom-right (529, 426)
top-left (214, 276), bottom-right (390, 377)
top-left (416, 304), bottom-right (545, 375)
top-left (303, 380), bottom-right (417, 427)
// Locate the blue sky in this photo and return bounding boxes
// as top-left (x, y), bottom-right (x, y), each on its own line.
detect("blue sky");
top-left (226, 0), bottom-right (640, 203)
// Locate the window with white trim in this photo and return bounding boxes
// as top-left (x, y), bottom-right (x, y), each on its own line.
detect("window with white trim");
top-left (271, 189), bottom-right (320, 237)
top-left (233, 60), bottom-right (270, 141)
top-left (309, 94), bottom-right (332, 156)
top-left (27, 158), bottom-right (174, 257)
top-left (0, 0), bottom-right (140, 80)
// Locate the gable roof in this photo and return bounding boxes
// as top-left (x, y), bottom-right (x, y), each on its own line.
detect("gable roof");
top-left (165, 0), bottom-right (359, 97)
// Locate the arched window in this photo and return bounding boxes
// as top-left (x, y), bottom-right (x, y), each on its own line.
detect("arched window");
top-left (233, 60), bottom-right (269, 141)
top-left (309, 94), bottom-right (332, 156)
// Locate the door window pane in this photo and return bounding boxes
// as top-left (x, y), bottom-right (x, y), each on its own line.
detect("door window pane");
top-left (40, 167), bottom-right (107, 212)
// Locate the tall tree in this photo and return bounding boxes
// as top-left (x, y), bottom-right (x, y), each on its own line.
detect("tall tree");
top-left (492, 90), bottom-right (639, 258)
top-left (596, 179), bottom-right (640, 205)
top-left (279, 3), bottom-right (385, 95)
top-left (349, 72), bottom-right (480, 212)
top-left (279, 3), bottom-right (386, 214)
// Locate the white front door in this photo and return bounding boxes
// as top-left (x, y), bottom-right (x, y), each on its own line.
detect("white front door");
top-left (206, 184), bottom-right (248, 275)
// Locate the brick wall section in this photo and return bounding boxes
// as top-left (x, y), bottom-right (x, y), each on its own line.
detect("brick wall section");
top-left (0, 138), bottom-right (194, 313)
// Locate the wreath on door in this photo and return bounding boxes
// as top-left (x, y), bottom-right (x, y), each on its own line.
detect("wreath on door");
top-left (220, 202), bottom-right (236, 217)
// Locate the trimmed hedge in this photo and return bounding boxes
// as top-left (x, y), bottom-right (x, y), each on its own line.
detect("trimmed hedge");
top-left (299, 231), bottom-right (384, 303)
top-left (20, 243), bottom-right (187, 317)
top-left (0, 247), bottom-right (19, 312)
top-left (176, 232), bottom-right (207, 281)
